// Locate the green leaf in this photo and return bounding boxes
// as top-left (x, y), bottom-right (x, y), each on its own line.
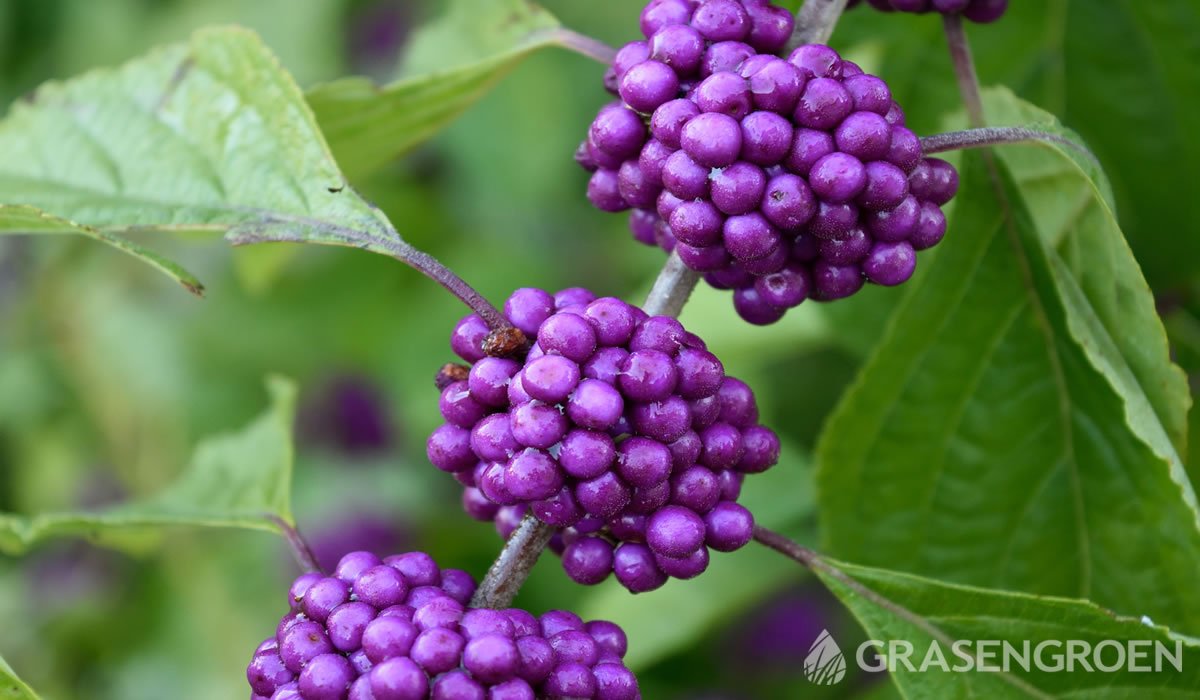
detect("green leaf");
top-left (0, 655), bottom-right (40, 700)
top-left (0, 376), bottom-right (297, 555)
top-left (0, 203), bottom-right (204, 295)
top-left (1058, 0), bottom-right (1200, 290)
top-left (0, 26), bottom-right (401, 259)
top-left (812, 556), bottom-right (1200, 697)
top-left (816, 123), bottom-right (1200, 630)
top-left (306, 0), bottom-right (563, 181)
top-left (837, 0), bottom-right (1200, 288)
top-left (976, 87), bottom-right (1191, 467)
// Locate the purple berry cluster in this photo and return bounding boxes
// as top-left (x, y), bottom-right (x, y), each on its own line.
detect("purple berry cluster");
top-left (578, 0), bottom-right (960, 324)
top-left (427, 287), bottom-right (777, 593)
top-left (846, 0), bottom-right (1008, 23)
top-left (248, 550), bottom-right (640, 699)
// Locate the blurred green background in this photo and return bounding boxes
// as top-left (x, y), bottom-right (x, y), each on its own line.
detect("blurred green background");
top-left (0, 1), bottom-right (1196, 698)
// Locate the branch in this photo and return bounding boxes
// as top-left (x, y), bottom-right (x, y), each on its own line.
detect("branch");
top-left (643, 250), bottom-right (702, 317)
top-left (470, 514), bottom-right (557, 609)
top-left (788, 0), bottom-right (851, 50)
top-left (920, 127), bottom-right (1100, 165)
top-left (267, 515), bottom-right (323, 575)
top-left (942, 13), bottom-right (986, 129)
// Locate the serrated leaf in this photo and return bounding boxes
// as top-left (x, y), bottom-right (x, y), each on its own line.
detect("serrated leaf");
top-left (306, 0), bottom-right (564, 181)
top-left (0, 655), bottom-right (40, 700)
top-left (0, 376), bottom-right (296, 555)
top-left (816, 125), bottom-right (1200, 631)
top-left (0, 26), bottom-right (402, 261)
top-left (975, 87), bottom-right (1191, 470)
top-left (812, 556), bottom-right (1200, 697)
top-left (0, 203), bottom-right (204, 295)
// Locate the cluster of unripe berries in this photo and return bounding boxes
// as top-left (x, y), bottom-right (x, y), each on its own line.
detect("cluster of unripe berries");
top-left (427, 287), bottom-right (776, 592)
top-left (578, 0), bottom-right (960, 324)
top-left (248, 551), bottom-right (639, 699)
top-left (846, 0), bottom-right (1008, 23)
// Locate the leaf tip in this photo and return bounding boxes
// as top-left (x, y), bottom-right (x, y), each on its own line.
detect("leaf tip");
top-left (182, 279), bottom-right (206, 297)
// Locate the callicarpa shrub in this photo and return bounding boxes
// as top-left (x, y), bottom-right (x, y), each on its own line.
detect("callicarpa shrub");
top-left (1, 0), bottom-right (1193, 699)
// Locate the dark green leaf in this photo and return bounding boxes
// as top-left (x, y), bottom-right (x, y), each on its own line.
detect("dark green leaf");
top-left (0, 376), bottom-right (296, 555)
top-left (835, 0), bottom-right (1200, 287)
top-left (813, 556), bottom-right (1200, 697)
top-left (977, 88), bottom-right (1189, 464)
top-left (816, 131), bottom-right (1200, 630)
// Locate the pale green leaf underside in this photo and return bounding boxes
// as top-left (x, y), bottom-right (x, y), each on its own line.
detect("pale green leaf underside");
top-left (0, 655), bottom-right (40, 700)
top-left (817, 558), bottom-right (1200, 698)
top-left (0, 203), bottom-right (204, 295)
top-left (977, 88), bottom-right (1190, 458)
top-left (816, 128), bottom-right (1200, 634)
top-left (0, 26), bottom-right (397, 256)
top-left (0, 376), bottom-right (296, 555)
top-left (307, 0), bottom-right (563, 181)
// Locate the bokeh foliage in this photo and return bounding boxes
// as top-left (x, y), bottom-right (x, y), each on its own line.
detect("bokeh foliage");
top-left (0, 0), bottom-right (1197, 698)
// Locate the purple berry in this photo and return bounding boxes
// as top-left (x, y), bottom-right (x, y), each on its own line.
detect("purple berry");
top-left (794, 77), bottom-right (853, 130)
top-left (669, 199), bottom-right (725, 247)
top-left (681, 112), bottom-right (743, 168)
top-left (646, 505), bottom-right (707, 558)
top-left (812, 260), bottom-right (865, 300)
top-left (650, 99), bottom-right (700, 150)
top-left (864, 241), bottom-right (918, 285)
top-left (613, 542), bottom-right (668, 593)
top-left (723, 212), bottom-right (782, 262)
top-left (370, 657), bottom-right (428, 700)
top-left (691, 0), bottom-right (751, 42)
top-left (590, 104), bottom-right (646, 160)
top-left (650, 24), bottom-right (705, 74)
top-left (911, 201), bottom-right (947, 250)
top-left (704, 501), bottom-right (755, 551)
top-left (661, 149), bottom-right (711, 199)
top-left (641, 0), bottom-right (693, 37)
top-left (620, 60), bottom-right (680, 113)
top-left (761, 173), bottom-right (816, 231)
top-left (563, 536), bottom-right (615, 585)
top-left (740, 110), bottom-right (795, 166)
top-left (711, 162), bottom-right (768, 216)
top-left (785, 127), bottom-right (836, 176)
top-left (299, 653), bottom-right (354, 700)
top-left (694, 71), bottom-right (753, 118)
top-left (788, 44), bottom-right (842, 79)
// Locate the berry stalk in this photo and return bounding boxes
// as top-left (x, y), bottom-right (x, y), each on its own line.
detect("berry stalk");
top-left (552, 28), bottom-right (619, 65)
top-left (920, 126), bottom-right (1099, 164)
top-left (788, 0), bottom-right (851, 49)
top-left (942, 13), bottom-right (987, 129)
top-left (377, 238), bottom-right (511, 331)
top-left (267, 514), bottom-right (324, 575)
